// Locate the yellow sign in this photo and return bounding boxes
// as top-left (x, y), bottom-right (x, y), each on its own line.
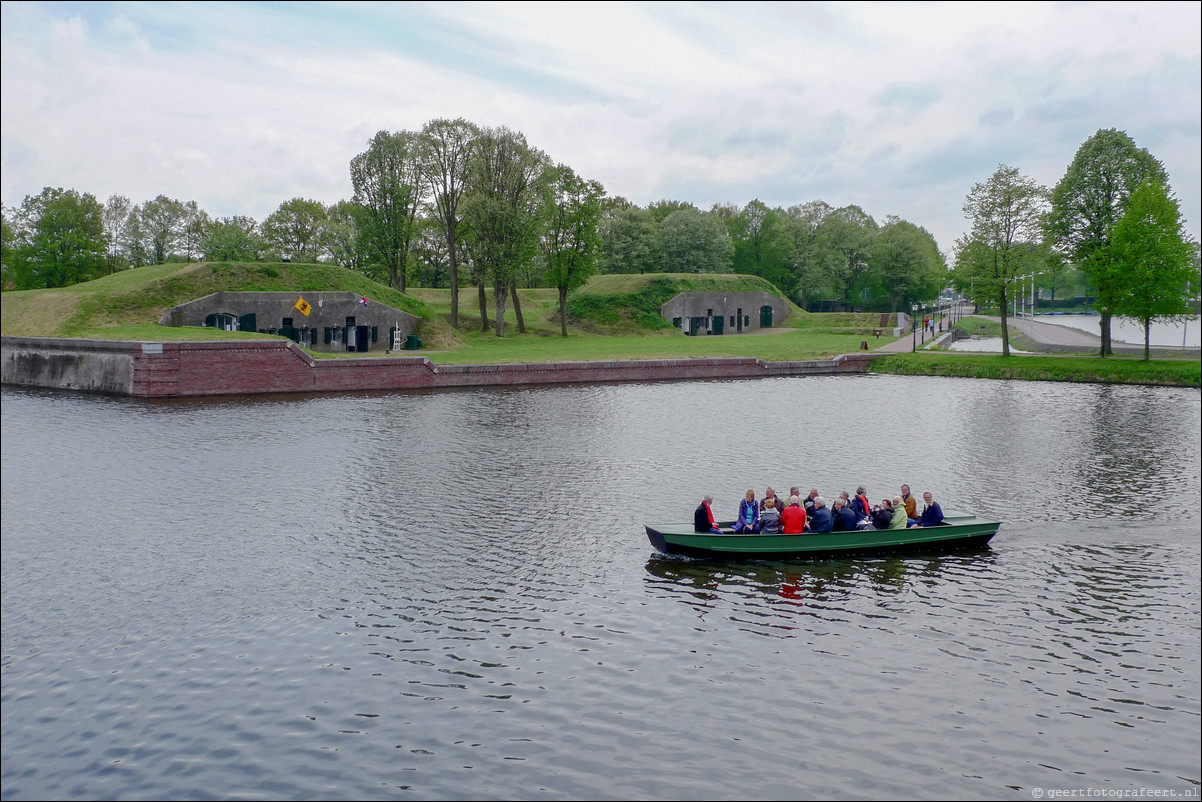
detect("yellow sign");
top-left (294, 297), bottom-right (311, 317)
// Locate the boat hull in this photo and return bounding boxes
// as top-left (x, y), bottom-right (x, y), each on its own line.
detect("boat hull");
top-left (645, 511), bottom-right (1001, 560)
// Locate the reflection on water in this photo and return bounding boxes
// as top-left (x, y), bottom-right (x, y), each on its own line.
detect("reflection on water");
top-left (2, 377), bottom-right (1199, 800)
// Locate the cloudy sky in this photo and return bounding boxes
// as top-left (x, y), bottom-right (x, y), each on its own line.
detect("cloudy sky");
top-left (2, 1), bottom-right (1199, 254)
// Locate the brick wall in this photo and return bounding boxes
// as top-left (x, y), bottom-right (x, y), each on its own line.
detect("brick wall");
top-left (3, 336), bottom-right (882, 397)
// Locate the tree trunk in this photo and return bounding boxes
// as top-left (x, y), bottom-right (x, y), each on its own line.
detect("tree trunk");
top-left (510, 281), bottom-right (526, 334)
top-left (999, 287), bottom-right (1011, 357)
top-left (1144, 320), bottom-right (1151, 361)
top-left (477, 281), bottom-right (489, 332)
top-left (448, 229), bottom-right (459, 328)
top-left (493, 278), bottom-right (508, 337)
top-left (559, 286), bottom-right (569, 336)
top-left (1099, 311), bottom-right (1111, 357)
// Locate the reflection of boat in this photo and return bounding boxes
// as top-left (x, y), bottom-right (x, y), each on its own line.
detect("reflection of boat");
top-left (645, 511), bottom-right (1001, 560)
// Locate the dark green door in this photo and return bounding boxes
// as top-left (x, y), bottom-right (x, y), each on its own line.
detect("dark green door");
top-left (760, 305), bottom-right (773, 328)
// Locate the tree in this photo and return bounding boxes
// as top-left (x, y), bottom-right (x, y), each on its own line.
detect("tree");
top-left (262, 197), bottom-right (328, 262)
top-left (10, 187), bottom-right (107, 288)
top-left (870, 217), bottom-right (946, 313)
top-left (351, 130), bottom-right (424, 291)
top-left (730, 200), bottom-right (789, 293)
top-left (202, 216), bottom-right (262, 262)
top-left (597, 201), bottom-right (657, 274)
top-left (138, 195), bottom-right (189, 265)
top-left (1109, 180), bottom-right (1199, 359)
top-left (542, 164), bottom-right (605, 335)
top-left (102, 194), bottom-right (132, 273)
top-left (817, 205), bottom-right (878, 307)
top-left (656, 207), bottom-right (733, 273)
top-left (322, 201), bottom-right (362, 271)
top-left (462, 126), bottom-right (548, 337)
top-left (418, 118), bottom-right (478, 326)
top-left (779, 200), bottom-right (834, 309)
top-left (179, 201), bottom-right (210, 261)
top-left (1046, 129), bottom-right (1169, 356)
top-left (954, 165), bottom-right (1049, 356)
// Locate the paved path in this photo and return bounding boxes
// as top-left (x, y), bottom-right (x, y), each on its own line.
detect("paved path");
top-left (872, 311), bottom-right (1199, 357)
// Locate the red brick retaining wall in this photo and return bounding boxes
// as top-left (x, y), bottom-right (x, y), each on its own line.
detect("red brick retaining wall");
top-left (2, 336), bottom-right (880, 397)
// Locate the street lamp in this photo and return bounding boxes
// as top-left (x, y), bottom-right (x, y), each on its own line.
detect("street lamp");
top-left (911, 304), bottom-right (917, 352)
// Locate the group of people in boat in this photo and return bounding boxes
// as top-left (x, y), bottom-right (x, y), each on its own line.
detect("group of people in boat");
top-left (694, 484), bottom-right (944, 534)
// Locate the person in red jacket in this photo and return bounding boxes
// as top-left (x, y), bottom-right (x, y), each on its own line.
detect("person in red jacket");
top-left (780, 494), bottom-right (807, 534)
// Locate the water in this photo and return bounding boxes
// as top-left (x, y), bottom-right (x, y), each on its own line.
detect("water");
top-left (1033, 315), bottom-right (1200, 348)
top-left (3, 377), bottom-right (1200, 800)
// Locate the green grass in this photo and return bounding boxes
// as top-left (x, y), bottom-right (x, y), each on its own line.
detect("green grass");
top-left (870, 352), bottom-right (1200, 386)
top-left (422, 327), bottom-right (877, 364)
top-left (1, 262), bottom-right (433, 339)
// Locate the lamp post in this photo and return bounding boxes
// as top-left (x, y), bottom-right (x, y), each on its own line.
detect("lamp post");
top-left (911, 303), bottom-right (917, 352)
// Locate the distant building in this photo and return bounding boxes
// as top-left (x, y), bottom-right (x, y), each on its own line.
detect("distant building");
top-left (159, 291), bottom-right (420, 353)
top-left (660, 291), bottom-right (788, 335)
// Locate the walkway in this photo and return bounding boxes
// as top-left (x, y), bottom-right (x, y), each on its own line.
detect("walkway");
top-left (873, 311), bottom-right (1199, 358)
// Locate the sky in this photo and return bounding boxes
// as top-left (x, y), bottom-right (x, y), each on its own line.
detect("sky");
top-left (2, 1), bottom-right (1199, 255)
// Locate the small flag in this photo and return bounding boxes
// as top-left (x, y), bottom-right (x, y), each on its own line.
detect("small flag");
top-left (294, 297), bottom-right (311, 316)
top-left (359, 296), bottom-right (369, 306)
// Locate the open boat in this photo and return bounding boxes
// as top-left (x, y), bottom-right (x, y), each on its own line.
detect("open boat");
top-left (645, 510), bottom-right (1001, 560)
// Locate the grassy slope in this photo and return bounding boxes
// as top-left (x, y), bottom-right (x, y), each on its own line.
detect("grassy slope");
top-left (0, 262), bottom-right (463, 345)
top-left (4, 268), bottom-right (1196, 385)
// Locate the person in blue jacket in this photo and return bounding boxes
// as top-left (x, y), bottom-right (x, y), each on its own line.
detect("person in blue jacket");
top-left (916, 492), bottom-right (945, 527)
top-left (808, 496), bottom-right (834, 533)
top-left (733, 489), bottom-right (760, 533)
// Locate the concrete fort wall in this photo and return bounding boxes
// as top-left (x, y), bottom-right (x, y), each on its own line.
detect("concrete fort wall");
top-left (2, 336), bottom-right (879, 398)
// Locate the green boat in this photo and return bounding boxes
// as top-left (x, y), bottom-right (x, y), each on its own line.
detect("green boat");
top-left (645, 510), bottom-right (1002, 560)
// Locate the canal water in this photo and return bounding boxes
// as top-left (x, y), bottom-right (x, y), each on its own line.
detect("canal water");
top-left (2, 376), bottom-right (1199, 801)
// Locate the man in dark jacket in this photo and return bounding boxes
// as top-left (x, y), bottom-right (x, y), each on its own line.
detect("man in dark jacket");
top-left (809, 496), bottom-right (834, 533)
top-left (832, 497), bottom-right (859, 531)
top-left (695, 494), bottom-right (721, 533)
top-left (916, 492), bottom-right (944, 527)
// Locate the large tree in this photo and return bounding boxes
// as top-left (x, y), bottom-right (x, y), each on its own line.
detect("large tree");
top-left (954, 165), bottom-right (1049, 356)
top-left (462, 126), bottom-right (548, 337)
top-left (730, 199), bottom-right (789, 293)
top-left (202, 216), bottom-right (262, 263)
top-left (870, 217), bottom-right (946, 314)
top-left (597, 201), bottom-right (657, 274)
top-left (102, 194), bottom-right (132, 273)
top-left (350, 130), bottom-right (424, 290)
top-left (1045, 129), bottom-right (1169, 356)
top-left (262, 197), bottom-right (328, 262)
top-left (542, 164), bottom-right (605, 336)
top-left (1109, 180), bottom-right (1199, 360)
top-left (138, 194), bottom-right (189, 265)
top-left (656, 207), bottom-right (733, 273)
top-left (779, 200), bottom-right (834, 309)
top-left (10, 187), bottom-right (107, 288)
top-left (418, 118), bottom-right (478, 326)
top-left (817, 205), bottom-right (878, 307)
